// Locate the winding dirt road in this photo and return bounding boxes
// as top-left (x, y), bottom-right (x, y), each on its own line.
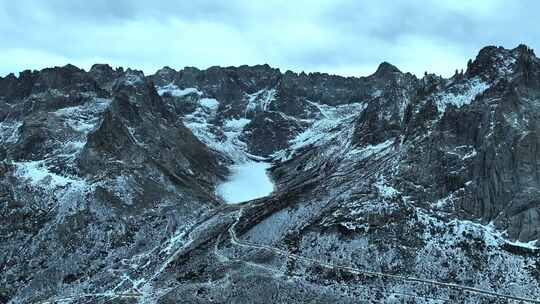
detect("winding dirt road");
top-left (224, 208), bottom-right (540, 304)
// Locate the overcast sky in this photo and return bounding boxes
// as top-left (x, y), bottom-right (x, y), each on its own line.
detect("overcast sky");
top-left (0, 0), bottom-right (537, 78)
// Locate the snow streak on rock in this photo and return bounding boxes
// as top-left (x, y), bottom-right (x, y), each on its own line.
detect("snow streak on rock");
top-left (245, 88), bottom-right (276, 114)
top-left (275, 102), bottom-right (366, 161)
top-left (157, 84), bottom-right (202, 97)
top-left (433, 77), bottom-right (489, 113)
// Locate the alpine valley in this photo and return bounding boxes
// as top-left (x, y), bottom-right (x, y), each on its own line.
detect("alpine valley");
top-left (1, 45), bottom-right (540, 303)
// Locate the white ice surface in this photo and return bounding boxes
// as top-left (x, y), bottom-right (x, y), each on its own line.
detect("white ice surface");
top-left (199, 98), bottom-right (219, 110)
top-left (217, 161), bottom-right (274, 204)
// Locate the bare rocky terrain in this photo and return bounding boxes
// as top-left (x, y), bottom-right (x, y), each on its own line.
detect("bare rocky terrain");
top-left (1, 45), bottom-right (540, 303)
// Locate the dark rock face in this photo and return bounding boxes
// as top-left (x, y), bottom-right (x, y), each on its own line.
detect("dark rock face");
top-left (0, 65), bottom-right (227, 303)
top-left (2, 45), bottom-right (540, 303)
top-left (394, 46), bottom-right (540, 242)
top-left (0, 70), bottom-right (38, 101)
top-left (78, 77), bottom-right (226, 200)
top-left (88, 64), bottom-right (125, 90)
top-left (242, 111), bottom-right (306, 157)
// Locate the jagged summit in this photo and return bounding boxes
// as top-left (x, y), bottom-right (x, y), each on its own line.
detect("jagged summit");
top-left (89, 63), bottom-right (124, 74)
top-left (5, 44), bottom-right (538, 90)
top-left (464, 44), bottom-right (540, 84)
top-left (372, 61), bottom-right (402, 77)
top-left (155, 65), bottom-right (177, 74)
top-left (2, 44), bottom-right (537, 81)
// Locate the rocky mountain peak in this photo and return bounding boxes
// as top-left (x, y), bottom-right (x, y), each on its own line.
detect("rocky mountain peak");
top-left (113, 68), bottom-right (146, 89)
top-left (147, 66), bottom-right (180, 87)
top-left (156, 66), bottom-right (177, 75)
top-left (512, 44), bottom-right (540, 84)
top-left (32, 64), bottom-right (99, 93)
top-left (466, 45), bottom-right (519, 81)
top-left (89, 63), bottom-right (122, 78)
top-left (513, 43), bottom-right (536, 57)
top-left (372, 61), bottom-right (402, 78)
top-left (465, 44), bottom-right (540, 87)
top-left (89, 64), bottom-right (124, 90)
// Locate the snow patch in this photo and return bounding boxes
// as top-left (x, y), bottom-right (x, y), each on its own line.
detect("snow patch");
top-left (183, 102), bottom-right (251, 162)
top-left (506, 239), bottom-right (538, 250)
top-left (417, 208), bottom-right (539, 250)
top-left (53, 98), bottom-right (111, 134)
top-left (199, 98), bottom-right (219, 110)
top-left (433, 78), bottom-right (489, 113)
top-left (111, 175), bottom-right (135, 206)
top-left (0, 120), bottom-right (22, 144)
top-left (375, 176), bottom-right (400, 199)
top-left (122, 71), bottom-right (145, 86)
top-left (371, 89), bottom-right (383, 98)
top-left (288, 102), bottom-right (365, 153)
top-left (217, 161), bottom-right (274, 204)
top-left (157, 84), bottom-right (202, 97)
top-left (224, 118), bottom-right (251, 130)
top-left (496, 53), bottom-right (517, 76)
top-left (348, 139), bottom-right (393, 157)
top-left (462, 149), bottom-right (477, 160)
top-left (13, 160), bottom-right (85, 189)
top-left (245, 89), bottom-right (276, 113)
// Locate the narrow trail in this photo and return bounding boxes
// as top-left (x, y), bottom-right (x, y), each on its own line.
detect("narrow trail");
top-left (223, 208), bottom-right (540, 304)
top-left (38, 292), bottom-right (142, 304)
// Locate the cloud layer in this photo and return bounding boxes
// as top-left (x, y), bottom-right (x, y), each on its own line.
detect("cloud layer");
top-left (0, 0), bottom-right (537, 77)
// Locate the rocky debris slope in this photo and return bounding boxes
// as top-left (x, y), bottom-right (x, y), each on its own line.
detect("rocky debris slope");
top-left (1, 45), bottom-right (540, 303)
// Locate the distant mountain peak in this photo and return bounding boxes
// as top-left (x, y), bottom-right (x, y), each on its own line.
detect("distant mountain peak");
top-left (373, 61), bottom-right (401, 78)
top-left (465, 44), bottom-right (539, 83)
top-left (156, 66), bottom-right (177, 75)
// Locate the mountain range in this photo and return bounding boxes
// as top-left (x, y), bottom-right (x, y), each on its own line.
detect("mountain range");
top-left (1, 44), bottom-right (540, 303)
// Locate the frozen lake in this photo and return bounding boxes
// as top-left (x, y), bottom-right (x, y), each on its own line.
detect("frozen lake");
top-left (217, 161), bottom-right (274, 204)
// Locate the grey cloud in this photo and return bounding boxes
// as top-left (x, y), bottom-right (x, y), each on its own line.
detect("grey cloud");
top-left (0, 0), bottom-right (538, 78)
